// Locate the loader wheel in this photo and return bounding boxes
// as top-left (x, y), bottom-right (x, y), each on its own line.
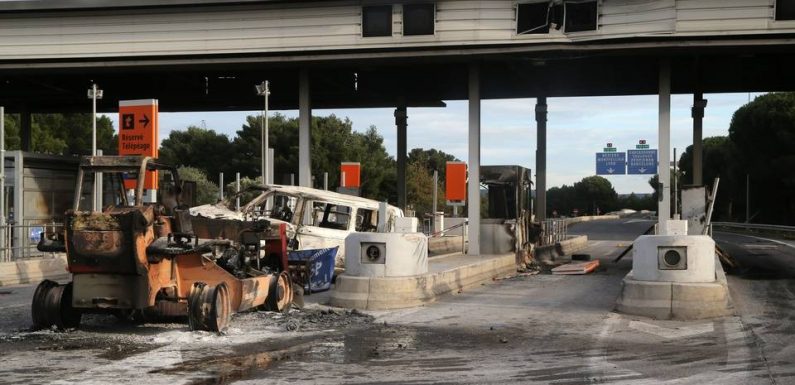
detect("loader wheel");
top-left (32, 281), bottom-right (81, 331)
top-left (31, 280), bottom-right (58, 330)
top-left (265, 271), bottom-right (293, 313)
top-left (187, 282), bottom-right (231, 333)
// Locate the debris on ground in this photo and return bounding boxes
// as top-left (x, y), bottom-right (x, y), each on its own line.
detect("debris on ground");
top-left (493, 270), bottom-right (541, 281)
top-left (247, 307), bottom-right (375, 332)
top-left (551, 260), bottom-right (600, 275)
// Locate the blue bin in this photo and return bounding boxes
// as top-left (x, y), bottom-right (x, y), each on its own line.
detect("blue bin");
top-left (287, 247), bottom-right (338, 292)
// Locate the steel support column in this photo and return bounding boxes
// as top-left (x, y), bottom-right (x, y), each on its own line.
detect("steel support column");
top-left (535, 97), bottom-right (547, 222)
top-left (467, 64), bottom-right (481, 256)
top-left (692, 92), bottom-right (706, 186)
top-left (395, 106), bottom-right (408, 211)
top-left (658, 60), bottom-right (672, 232)
top-left (298, 69), bottom-right (311, 187)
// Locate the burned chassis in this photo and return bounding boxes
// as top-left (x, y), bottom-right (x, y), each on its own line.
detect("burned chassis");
top-left (32, 156), bottom-right (293, 333)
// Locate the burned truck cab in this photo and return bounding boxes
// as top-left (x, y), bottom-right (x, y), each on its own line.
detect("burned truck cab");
top-left (479, 165), bottom-right (538, 264)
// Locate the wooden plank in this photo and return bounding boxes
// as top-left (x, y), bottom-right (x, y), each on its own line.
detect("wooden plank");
top-left (551, 260), bottom-right (600, 275)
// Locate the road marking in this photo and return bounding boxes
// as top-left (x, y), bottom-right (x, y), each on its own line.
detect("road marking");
top-left (585, 313), bottom-right (645, 382)
top-left (741, 244), bottom-right (779, 250)
top-left (628, 320), bottom-right (714, 339)
top-left (0, 303), bottom-right (27, 310)
top-left (625, 219), bottom-right (653, 224)
top-left (717, 232), bottom-right (795, 249)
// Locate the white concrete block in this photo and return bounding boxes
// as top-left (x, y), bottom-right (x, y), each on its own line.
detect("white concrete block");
top-left (344, 232), bottom-right (428, 277)
top-left (394, 217), bottom-right (419, 233)
top-left (662, 219), bottom-right (688, 236)
top-left (632, 235), bottom-right (715, 283)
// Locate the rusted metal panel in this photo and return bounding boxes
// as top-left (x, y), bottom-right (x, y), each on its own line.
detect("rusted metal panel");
top-left (70, 230), bottom-right (126, 258)
top-left (238, 276), bottom-right (271, 312)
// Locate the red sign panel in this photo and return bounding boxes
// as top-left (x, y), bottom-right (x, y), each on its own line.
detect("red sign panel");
top-left (445, 162), bottom-right (467, 202)
top-left (340, 162), bottom-right (361, 188)
top-left (119, 99), bottom-right (159, 189)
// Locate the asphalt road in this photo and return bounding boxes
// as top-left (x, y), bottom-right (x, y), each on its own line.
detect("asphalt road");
top-left (0, 219), bottom-right (792, 384)
top-left (714, 231), bottom-right (795, 278)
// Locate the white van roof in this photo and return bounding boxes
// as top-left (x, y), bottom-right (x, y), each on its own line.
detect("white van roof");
top-left (261, 184), bottom-right (403, 214)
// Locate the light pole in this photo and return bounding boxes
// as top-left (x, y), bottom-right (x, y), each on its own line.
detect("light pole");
top-left (87, 84), bottom-right (103, 211)
top-left (256, 81), bottom-right (270, 186)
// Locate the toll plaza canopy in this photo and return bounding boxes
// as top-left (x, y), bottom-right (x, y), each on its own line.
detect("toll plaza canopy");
top-left (0, 0), bottom-right (793, 112)
top-left (2, 0), bottom-right (795, 255)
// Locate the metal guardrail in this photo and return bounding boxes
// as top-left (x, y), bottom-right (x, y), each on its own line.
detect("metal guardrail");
top-left (429, 220), bottom-right (468, 238)
top-left (711, 222), bottom-right (795, 234)
top-left (1, 222), bottom-right (64, 262)
top-left (541, 219), bottom-right (567, 246)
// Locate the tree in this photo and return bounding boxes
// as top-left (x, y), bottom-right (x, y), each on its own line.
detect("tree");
top-left (406, 161), bottom-right (438, 218)
top-left (232, 114), bottom-right (397, 202)
top-left (224, 176), bottom-right (264, 206)
top-left (1, 113), bottom-right (116, 155)
top-left (232, 114), bottom-right (297, 180)
top-left (403, 148), bottom-right (459, 218)
top-left (159, 126), bottom-right (236, 180)
top-left (547, 185), bottom-right (576, 217)
top-left (573, 176), bottom-right (618, 215)
top-left (678, 136), bottom-right (739, 221)
top-left (407, 148), bottom-right (457, 181)
top-left (546, 176), bottom-right (618, 217)
top-left (727, 92), bottom-right (795, 224)
top-left (177, 166), bottom-right (219, 205)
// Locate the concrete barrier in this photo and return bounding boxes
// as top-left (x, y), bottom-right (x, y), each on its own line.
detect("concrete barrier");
top-left (563, 215), bottom-right (620, 225)
top-left (615, 255), bottom-right (732, 320)
top-left (0, 254), bottom-right (69, 286)
top-left (330, 254), bottom-right (516, 310)
top-left (428, 235), bottom-right (464, 256)
top-left (534, 235), bottom-right (588, 264)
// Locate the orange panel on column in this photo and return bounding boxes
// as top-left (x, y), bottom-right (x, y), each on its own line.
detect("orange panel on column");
top-left (446, 161), bottom-right (467, 202)
top-left (119, 99), bottom-right (159, 189)
top-left (340, 162), bottom-right (361, 188)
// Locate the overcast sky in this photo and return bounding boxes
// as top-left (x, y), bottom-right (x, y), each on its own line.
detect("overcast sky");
top-left (104, 92), bottom-right (758, 194)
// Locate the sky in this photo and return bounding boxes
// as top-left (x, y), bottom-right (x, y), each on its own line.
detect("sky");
top-left (104, 92), bottom-right (759, 195)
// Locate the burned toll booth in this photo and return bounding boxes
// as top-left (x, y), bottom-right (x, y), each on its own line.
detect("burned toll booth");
top-left (479, 166), bottom-right (536, 261)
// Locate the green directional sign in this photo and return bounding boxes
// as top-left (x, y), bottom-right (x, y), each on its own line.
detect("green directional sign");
top-left (603, 147), bottom-right (617, 152)
top-left (636, 144), bottom-right (650, 149)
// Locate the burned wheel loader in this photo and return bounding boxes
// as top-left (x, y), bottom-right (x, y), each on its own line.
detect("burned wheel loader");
top-left (32, 156), bottom-right (294, 332)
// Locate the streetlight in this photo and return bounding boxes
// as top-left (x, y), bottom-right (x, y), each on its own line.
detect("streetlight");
top-left (255, 81), bottom-right (270, 186)
top-left (87, 84), bottom-right (103, 211)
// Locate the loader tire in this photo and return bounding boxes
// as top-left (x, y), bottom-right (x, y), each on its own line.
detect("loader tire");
top-left (264, 271), bottom-right (293, 313)
top-left (187, 282), bottom-right (231, 333)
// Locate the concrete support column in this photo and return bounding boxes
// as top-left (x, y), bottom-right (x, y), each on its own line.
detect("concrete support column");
top-left (298, 69), bottom-right (312, 187)
top-left (395, 106), bottom-right (408, 211)
top-left (20, 108), bottom-right (31, 152)
top-left (658, 60), bottom-right (672, 232)
top-left (535, 97), bottom-right (548, 222)
top-left (691, 92), bottom-right (706, 186)
top-left (467, 64), bottom-right (481, 256)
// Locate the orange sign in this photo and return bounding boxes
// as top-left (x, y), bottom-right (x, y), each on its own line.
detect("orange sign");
top-left (119, 99), bottom-right (159, 189)
top-left (340, 162), bottom-right (361, 188)
top-left (445, 161), bottom-right (467, 202)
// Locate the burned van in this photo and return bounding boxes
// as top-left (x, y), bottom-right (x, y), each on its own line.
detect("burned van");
top-left (189, 185), bottom-right (404, 268)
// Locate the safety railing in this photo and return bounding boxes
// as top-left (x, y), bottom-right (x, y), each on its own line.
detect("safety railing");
top-left (0, 222), bottom-right (64, 262)
top-left (541, 219), bottom-right (568, 246)
top-left (711, 222), bottom-right (795, 238)
top-left (429, 220), bottom-right (469, 238)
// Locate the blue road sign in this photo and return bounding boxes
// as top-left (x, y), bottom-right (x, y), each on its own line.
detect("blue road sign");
top-left (596, 152), bottom-right (626, 175)
top-left (627, 149), bottom-right (657, 175)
